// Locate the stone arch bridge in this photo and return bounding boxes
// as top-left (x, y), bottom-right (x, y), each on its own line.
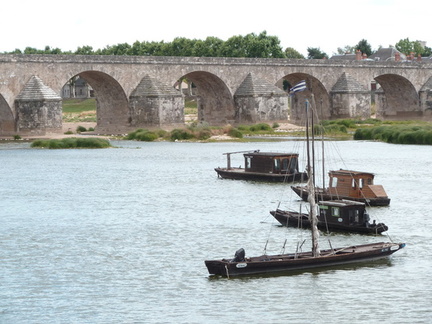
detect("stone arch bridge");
top-left (1, 54), bottom-right (432, 135)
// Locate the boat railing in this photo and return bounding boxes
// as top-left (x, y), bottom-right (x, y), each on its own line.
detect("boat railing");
top-left (223, 150), bottom-right (259, 169)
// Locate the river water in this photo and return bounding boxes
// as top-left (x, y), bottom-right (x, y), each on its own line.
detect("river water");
top-left (0, 138), bottom-right (430, 323)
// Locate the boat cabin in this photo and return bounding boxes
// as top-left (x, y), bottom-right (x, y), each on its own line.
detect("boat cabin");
top-left (242, 151), bottom-right (300, 174)
top-left (318, 200), bottom-right (371, 227)
top-left (327, 169), bottom-right (388, 199)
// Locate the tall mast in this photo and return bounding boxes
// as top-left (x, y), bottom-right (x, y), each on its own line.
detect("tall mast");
top-left (305, 99), bottom-right (320, 257)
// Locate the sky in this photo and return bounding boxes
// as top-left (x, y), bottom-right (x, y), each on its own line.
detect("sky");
top-left (2, 0), bottom-right (430, 57)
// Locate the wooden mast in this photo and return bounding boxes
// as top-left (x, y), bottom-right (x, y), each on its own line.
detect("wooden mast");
top-left (306, 99), bottom-right (320, 257)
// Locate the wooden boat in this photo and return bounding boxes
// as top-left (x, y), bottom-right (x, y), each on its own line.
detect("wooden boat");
top-left (215, 150), bottom-right (308, 182)
top-left (291, 169), bottom-right (390, 206)
top-left (205, 88), bottom-right (404, 278)
top-left (270, 199), bottom-right (388, 234)
top-left (205, 242), bottom-right (405, 277)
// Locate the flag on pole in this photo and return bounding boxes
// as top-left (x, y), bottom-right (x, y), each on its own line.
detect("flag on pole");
top-left (289, 80), bottom-right (307, 95)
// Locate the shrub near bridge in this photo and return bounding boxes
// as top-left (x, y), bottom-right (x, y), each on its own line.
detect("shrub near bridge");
top-left (354, 125), bottom-right (432, 144)
top-left (126, 128), bottom-right (162, 141)
top-left (31, 137), bottom-right (111, 149)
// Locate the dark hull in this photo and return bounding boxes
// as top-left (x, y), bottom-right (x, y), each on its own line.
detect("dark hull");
top-left (270, 209), bottom-right (388, 234)
top-left (205, 242), bottom-right (405, 277)
top-left (215, 168), bottom-right (308, 182)
top-left (291, 186), bottom-right (391, 206)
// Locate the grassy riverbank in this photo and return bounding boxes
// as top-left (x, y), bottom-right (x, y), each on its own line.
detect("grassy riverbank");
top-left (59, 99), bottom-right (432, 145)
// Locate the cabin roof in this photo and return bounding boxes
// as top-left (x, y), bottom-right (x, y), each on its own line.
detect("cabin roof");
top-left (319, 199), bottom-right (365, 207)
top-left (329, 169), bottom-right (374, 177)
top-left (244, 152), bottom-right (299, 158)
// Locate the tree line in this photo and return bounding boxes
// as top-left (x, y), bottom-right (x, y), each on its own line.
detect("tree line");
top-left (3, 31), bottom-right (431, 59)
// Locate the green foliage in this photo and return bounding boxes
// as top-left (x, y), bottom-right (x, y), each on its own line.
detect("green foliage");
top-left (249, 123), bottom-right (272, 132)
top-left (307, 47), bottom-right (327, 59)
top-left (354, 125), bottom-right (432, 145)
top-left (272, 122), bottom-right (280, 129)
top-left (284, 47), bottom-right (305, 59)
top-left (22, 45), bottom-right (63, 54)
top-left (31, 138), bottom-right (111, 149)
top-left (228, 127), bottom-right (243, 138)
top-left (355, 39), bottom-right (373, 57)
top-left (126, 129), bottom-right (160, 141)
top-left (220, 31), bottom-right (285, 58)
top-left (395, 38), bottom-right (424, 56)
top-left (63, 98), bottom-right (96, 113)
top-left (336, 45), bottom-right (356, 55)
top-left (76, 126), bottom-right (87, 133)
top-left (13, 135), bottom-right (21, 140)
top-left (75, 45), bottom-right (94, 55)
top-left (395, 38), bottom-right (432, 57)
top-left (170, 129), bottom-right (195, 141)
top-left (196, 129), bottom-right (212, 140)
top-left (6, 31), bottom-right (295, 59)
top-left (321, 119), bottom-right (355, 129)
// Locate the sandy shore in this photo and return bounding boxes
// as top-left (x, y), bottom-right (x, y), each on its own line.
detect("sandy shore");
top-left (5, 122), bottom-right (304, 140)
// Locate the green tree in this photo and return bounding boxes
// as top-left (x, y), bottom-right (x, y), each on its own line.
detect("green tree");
top-left (192, 37), bottom-right (224, 57)
top-left (220, 34), bottom-right (247, 57)
top-left (336, 45), bottom-right (355, 55)
top-left (396, 38), bottom-right (414, 55)
top-left (284, 47), bottom-right (304, 59)
top-left (355, 39), bottom-right (372, 57)
top-left (220, 31), bottom-right (285, 58)
top-left (396, 38), bottom-right (431, 57)
top-left (165, 37), bottom-right (197, 56)
top-left (75, 45), bottom-right (94, 55)
top-left (307, 47), bottom-right (327, 59)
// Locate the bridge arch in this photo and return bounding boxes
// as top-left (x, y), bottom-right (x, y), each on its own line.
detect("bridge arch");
top-left (375, 74), bottom-right (420, 118)
top-left (0, 94), bottom-right (14, 134)
top-left (180, 71), bottom-right (234, 125)
top-left (67, 71), bottom-right (129, 132)
top-left (282, 73), bottom-right (330, 123)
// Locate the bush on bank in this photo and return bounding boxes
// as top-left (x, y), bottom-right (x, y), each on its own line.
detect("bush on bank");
top-left (354, 125), bottom-right (432, 144)
top-left (31, 137), bottom-right (112, 149)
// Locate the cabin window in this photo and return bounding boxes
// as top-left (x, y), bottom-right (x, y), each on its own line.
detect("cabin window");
top-left (367, 178), bottom-right (372, 185)
top-left (282, 159), bottom-right (289, 170)
top-left (274, 159), bottom-right (280, 171)
top-left (330, 178), bottom-right (337, 188)
top-left (348, 210), bottom-right (359, 223)
top-left (288, 157), bottom-right (298, 173)
top-left (352, 179), bottom-right (357, 189)
top-left (360, 179), bottom-right (364, 189)
top-left (245, 157), bottom-right (251, 169)
top-left (331, 207), bottom-right (340, 217)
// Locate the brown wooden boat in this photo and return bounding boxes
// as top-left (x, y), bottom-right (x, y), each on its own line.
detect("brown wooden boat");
top-left (291, 169), bottom-right (390, 206)
top-left (205, 242), bottom-right (405, 277)
top-left (270, 199), bottom-right (388, 234)
top-left (215, 150), bottom-right (308, 182)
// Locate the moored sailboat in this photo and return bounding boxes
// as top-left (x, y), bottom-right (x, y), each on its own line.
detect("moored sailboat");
top-left (204, 83), bottom-right (405, 277)
top-left (291, 169), bottom-right (390, 206)
top-left (215, 150), bottom-right (308, 182)
top-left (270, 199), bottom-right (388, 235)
